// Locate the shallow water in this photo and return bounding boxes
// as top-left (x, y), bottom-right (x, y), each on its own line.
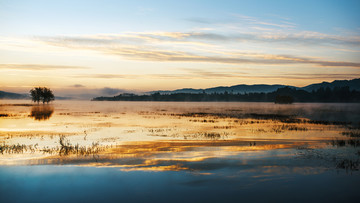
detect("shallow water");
top-left (0, 100), bottom-right (360, 202)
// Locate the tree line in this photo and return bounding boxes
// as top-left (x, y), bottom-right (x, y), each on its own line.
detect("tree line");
top-left (92, 86), bottom-right (360, 103)
top-left (30, 87), bottom-right (55, 104)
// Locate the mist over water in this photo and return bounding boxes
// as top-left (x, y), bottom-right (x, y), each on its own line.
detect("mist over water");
top-left (1, 100), bottom-right (359, 202)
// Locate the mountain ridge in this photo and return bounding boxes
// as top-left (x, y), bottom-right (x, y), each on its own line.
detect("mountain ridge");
top-left (147, 78), bottom-right (359, 94)
top-left (1, 79), bottom-right (359, 100)
top-left (0, 91), bottom-right (29, 99)
top-left (302, 79), bottom-right (360, 92)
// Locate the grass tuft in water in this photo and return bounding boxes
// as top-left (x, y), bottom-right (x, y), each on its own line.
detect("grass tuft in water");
top-left (336, 159), bottom-right (360, 171)
top-left (342, 131), bottom-right (360, 137)
top-left (59, 136), bottom-right (100, 156)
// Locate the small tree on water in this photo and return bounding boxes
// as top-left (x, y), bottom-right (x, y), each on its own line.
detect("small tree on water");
top-left (30, 87), bottom-right (55, 104)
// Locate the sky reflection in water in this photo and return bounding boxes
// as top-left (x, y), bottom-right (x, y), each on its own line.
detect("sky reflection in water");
top-left (0, 100), bottom-right (360, 202)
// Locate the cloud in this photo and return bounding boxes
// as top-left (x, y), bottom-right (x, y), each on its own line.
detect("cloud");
top-left (179, 31), bottom-right (360, 47)
top-left (186, 14), bottom-right (296, 30)
top-left (36, 29), bottom-right (360, 49)
top-left (0, 64), bottom-right (89, 70)
top-left (71, 84), bottom-right (85, 88)
top-left (98, 48), bottom-right (360, 68)
top-left (185, 17), bottom-right (226, 25)
top-left (233, 14), bottom-right (296, 29)
top-left (35, 34), bottom-right (360, 68)
top-left (72, 74), bottom-right (137, 79)
top-left (231, 73), bottom-right (360, 81)
top-left (178, 68), bottom-right (246, 78)
top-left (68, 67), bottom-right (358, 81)
top-left (178, 70), bottom-right (358, 80)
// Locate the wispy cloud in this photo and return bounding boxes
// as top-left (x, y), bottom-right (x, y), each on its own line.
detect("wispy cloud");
top-left (34, 33), bottom-right (360, 68)
top-left (71, 84), bottom-right (85, 88)
top-left (241, 73), bottom-right (360, 80)
top-left (179, 31), bottom-right (360, 46)
top-left (35, 29), bottom-right (360, 49)
top-left (233, 14), bottom-right (296, 29)
top-left (0, 64), bottom-right (89, 70)
top-left (179, 68), bottom-right (246, 78)
top-left (185, 17), bottom-right (227, 25)
top-left (68, 67), bottom-right (358, 81)
top-left (72, 74), bottom-right (136, 79)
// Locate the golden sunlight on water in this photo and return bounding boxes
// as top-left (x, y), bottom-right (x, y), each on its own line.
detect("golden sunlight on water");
top-left (1, 100), bottom-right (359, 173)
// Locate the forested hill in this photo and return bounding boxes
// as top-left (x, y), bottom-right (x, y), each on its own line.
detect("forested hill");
top-left (93, 86), bottom-right (360, 103)
top-left (303, 78), bottom-right (360, 92)
top-left (0, 91), bottom-right (29, 99)
top-left (147, 78), bottom-right (360, 94)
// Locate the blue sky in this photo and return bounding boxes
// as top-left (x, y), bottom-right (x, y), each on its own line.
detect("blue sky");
top-left (0, 0), bottom-right (359, 97)
top-left (1, 0), bottom-right (359, 35)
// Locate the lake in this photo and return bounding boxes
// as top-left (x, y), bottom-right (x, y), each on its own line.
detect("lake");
top-left (1, 100), bottom-right (360, 202)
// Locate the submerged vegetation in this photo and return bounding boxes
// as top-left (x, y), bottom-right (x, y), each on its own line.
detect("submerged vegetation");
top-left (342, 131), bottom-right (360, 137)
top-left (59, 136), bottom-right (101, 156)
top-left (1, 101), bottom-right (360, 176)
top-left (0, 143), bottom-right (32, 154)
top-left (336, 159), bottom-right (360, 171)
top-left (331, 138), bottom-right (360, 147)
top-left (178, 112), bottom-right (353, 127)
top-left (271, 124), bottom-right (308, 133)
top-left (0, 136), bottom-right (102, 156)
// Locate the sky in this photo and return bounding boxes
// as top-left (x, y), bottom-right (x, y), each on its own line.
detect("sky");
top-left (0, 0), bottom-right (360, 98)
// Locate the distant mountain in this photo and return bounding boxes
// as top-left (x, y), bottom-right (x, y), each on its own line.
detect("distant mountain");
top-left (148, 84), bottom-right (296, 94)
top-left (93, 86), bottom-right (360, 103)
top-left (3, 78), bottom-right (360, 100)
top-left (0, 90), bottom-right (73, 100)
top-left (302, 79), bottom-right (360, 92)
top-left (148, 79), bottom-right (359, 94)
top-left (0, 91), bottom-right (29, 99)
top-left (54, 96), bottom-right (74, 100)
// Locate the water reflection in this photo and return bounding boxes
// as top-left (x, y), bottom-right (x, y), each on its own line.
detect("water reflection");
top-left (1, 100), bottom-right (359, 203)
top-left (29, 105), bottom-right (54, 121)
top-left (5, 139), bottom-right (321, 173)
top-left (1, 100), bottom-right (359, 174)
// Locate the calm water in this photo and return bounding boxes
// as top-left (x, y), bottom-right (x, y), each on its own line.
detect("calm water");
top-left (1, 100), bottom-right (360, 202)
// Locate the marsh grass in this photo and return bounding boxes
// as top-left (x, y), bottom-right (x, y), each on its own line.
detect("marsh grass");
top-left (272, 124), bottom-right (308, 133)
top-left (0, 143), bottom-right (38, 154)
top-left (249, 124), bottom-right (308, 133)
top-left (148, 128), bottom-right (173, 133)
top-left (331, 138), bottom-right (360, 147)
top-left (342, 131), bottom-right (360, 137)
top-left (249, 142), bottom-right (256, 146)
top-left (189, 119), bottom-right (217, 123)
top-left (331, 139), bottom-right (346, 147)
top-left (203, 132), bottom-right (221, 139)
top-left (178, 112), bottom-right (352, 127)
top-left (0, 104), bottom-right (35, 107)
top-left (59, 136), bottom-right (101, 156)
top-left (214, 125), bottom-right (234, 129)
top-left (336, 159), bottom-right (360, 171)
top-left (183, 132), bottom-right (228, 140)
top-left (0, 136), bottom-right (102, 156)
top-left (347, 139), bottom-right (360, 147)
